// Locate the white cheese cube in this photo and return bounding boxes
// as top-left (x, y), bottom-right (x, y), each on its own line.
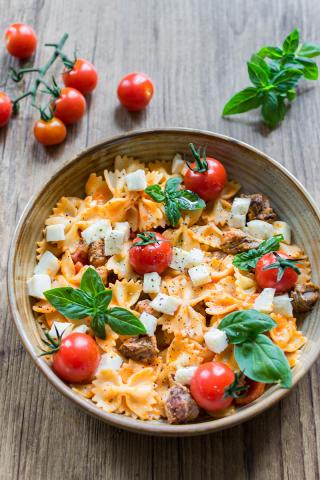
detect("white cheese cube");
top-left (247, 220), bottom-right (274, 240)
top-left (175, 366), bottom-right (198, 385)
top-left (125, 169), bottom-right (147, 191)
top-left (114, 222), bottom-right (130, 242)
top-left (273, 221), bottom-right (291, 244)
top-left (81, 220), bottom-right (111, 245)
top-left (228, 213), bottom-right (247, 228)
top-left (96, 352), bottom-right (123, 374)
top-left (72, 324), bottom-right (90, 334)
top-left (48, 321), bottom-right (73, 339)
top-left (184, 248), bottom-right (204, 268)
top-left (34, 251), bottom-right (60, 277)
top-left (254, 288), bottom-right (276, 313)
top-left (27, 274), bottom-right (51, 299)
top-left (150, 293), bottom-right (181, 315)
top-left (231, 197), bottom-right (251, 216)
top-left (273, 294), bottom-right (293, 317)
top-left (171, 154), bottom-right (185, 174)
top-left (46, 224), bottom-right (65, 242)
top-left (169, 247), bottom-right (189, 271)
top-left (104, 230), bottom-right (125, 256)
top-left (188, 264), bottom-right (211, 287)
top-left (143, 272), bottom-right (161, 294)
top-left (139, 312), bottom-right (158, 336)
top-left (204, 328), bottom-right (228, 353)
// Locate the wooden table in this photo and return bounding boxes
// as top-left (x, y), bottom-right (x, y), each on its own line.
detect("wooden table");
top-left (1, 0), bottom-right (320, 478)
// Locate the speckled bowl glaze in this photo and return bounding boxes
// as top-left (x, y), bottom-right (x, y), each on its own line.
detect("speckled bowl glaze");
top-left (7, 128), bottom-right (320, 436)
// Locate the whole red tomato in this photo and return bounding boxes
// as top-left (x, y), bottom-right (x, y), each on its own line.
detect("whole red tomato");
top-left (117, 72), bottom-right (154, 111)
top-left (5, 23), bottom-right (37, 58)
top-left (184, 144), bottom-right (227, 202)
top-left (129, 232), bottom-right (172, 275)
top-left (63, 59), bottom-right (98, 95)
top-left (255, 251), bottom-right (299, 293)
top-left (0, 92), bottom-right (12, 127)
top-left (53, 87), bottom-right (86, 125)
top-left (34, 117), bottom-right (67, 146)
top-left (52, 333), bottom-right (100, 383)
top-left (190, 362), bottom-right (236, 411)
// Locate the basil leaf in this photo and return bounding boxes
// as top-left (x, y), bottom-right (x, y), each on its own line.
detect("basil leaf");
top-left (80, 267), bottom-right (105, 296)
top-left (295, 57), bottom-right (318, 80)
top-left (298, 42), bottom-right (320, 58)
top-left (272, 68), bottom-right (303, 92)
top-left (94, 289), bottom-right (112, 312)
top-left (44, 287), bottom-right (94, 319)
top-left (165, 200), bottom-right (181, 227)
top-left (175, 190), bottom-right (206, 210)
top-left (165, 177), bottom-right (182, 195)
top-left (258, 46), bottom-right (283, 59)
top-left (261, 92), bottom-right (286, 128)
top-left (250, 54), bottom-right (271, 74)
top-left (91, 314), bottom-right (107, 339)
top-left (218, 309), bottom-right (276, 344)
top-left (282, 28), bottom-right (300, 54)
top-left (247, 61), bottom-right (269, 87)
top-left (235, 334), bottom-right (292, 388)
top-left (232, 234), bottom-right (284, 270)
top-left (144, 185), bottom-right (165, 203)
top-left (223, 87), bottom-right (263, 116)
top-left (106, 307), bottom-right (147, 335)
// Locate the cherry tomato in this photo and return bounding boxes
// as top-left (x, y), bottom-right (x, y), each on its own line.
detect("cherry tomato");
top-left (52, 333), bottom-right (100, 383)
top-left (255, 252), bottom-right (299, 293)
top-left (34, 117), bottom-right (67, 146)
top-left (52, 87), bottom-right (86, 125)
top-left (235, 379), bottom-right (265, 406)
top-left (129, 232), bottom-right (172, 275)
top-left (190, 361), bottom-right (235, 411)
top-left (63, 59), bottom-right (98, 95)
top-left (0, 92), bottom-right (12, 127)
top-left (117, 72), bottom-right (154, 111)
top-left (5, 23), bottom-right (37, 58)
top-left (184, 156), bottom-right (227, 202)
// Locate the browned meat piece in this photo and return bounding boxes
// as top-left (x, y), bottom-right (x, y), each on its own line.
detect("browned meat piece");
top-left (96, 266), bottom-right (108, 285)
top-left (71, 241), bottom-right (89, 265)
top-left (164, 384), bottom-right (199, 424)
top-left (119, 335), bottom-right (159, 363)
top-left (88, 239), bottom-right (107, 267)
top-left (136, 299), bottom-right (160, 318)
top-left (241, 193), bottom-right (277, 223)
top-left (221, 228), bottom-right (260, 255)
top-left (290, 283), bottom-right (320, 312)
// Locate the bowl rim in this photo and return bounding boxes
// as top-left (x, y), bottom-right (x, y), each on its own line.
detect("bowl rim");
top-left (7, 127), bottom-right (320, 436)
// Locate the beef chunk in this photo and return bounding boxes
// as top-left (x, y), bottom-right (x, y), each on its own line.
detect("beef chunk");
top-left (71, 241), bottom-right (89, 265)
top-left (164, 384), bottom-right (199, 424)
top-left (136, 299), bottom-right (160, 318)
top-left (221, 228), bottom-right (260, 255)
top-left (88, 239), bottom-right (107, 268)
top-left (241, 193), bottom-right (277, 223)
top-left (119, 335), bottom-right (159, 363)
top-left (290, 283), bottom-right (320, 312)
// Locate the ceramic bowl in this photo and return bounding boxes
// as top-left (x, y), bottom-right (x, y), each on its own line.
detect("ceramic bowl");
top-left (8, 128), bottom-right (320, 436)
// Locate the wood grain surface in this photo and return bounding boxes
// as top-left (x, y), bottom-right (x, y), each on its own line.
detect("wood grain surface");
top-left (1, 0), bottom-right (320, 478)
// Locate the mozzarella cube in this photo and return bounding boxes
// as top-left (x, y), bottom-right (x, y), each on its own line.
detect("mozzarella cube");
top-left (72, 324), bottom-right (90, 334)
top-left (96, 352), bottom-right (123, 374)
top-left (104, 230), bottom-right (125, 256)
top-left (34, 251), bottom-right (60, 277)
top-left (273, 294), bottom-right (293, 317)
top-left (254, 288), bottom-right (276, 313)
top-left (125, 169), bottom-right (147, 191)
top-left (184, 248), bottom-right (204, 268)
top-left (27, 274), bottom-right (51, 299)
top-left (231, 197), bottom-right (251, 216)
top-left (114, 222), bottom-right (130, 242)
top-left (150, 293), bottom-right (181, 315)
top-left (171, 154), bottom-right (185, 174)
top-left (175, 366), bottom-right (198, 385)
top-left (228, 213), bottom-right (247, 228)
top-left (204, 328), bottom-right (228, 353)
top-left (188, 264), bottom-right (211, 287)
top-left (169, 247), bottom-right (189, 271)
top-left (46, 224), bottom-right (65, 242)
top-left (273, 221), bottom-right (291, 244)
top-left (81, 220), bottom-right (111, 245)
top-left (139, 312), bottom-right (158, 336)
top-left (49, 321), bottom-right (73, 339)
top-left (143, 272), bottom-right (161, 294)
top-left (247, 220), bottom-right (274, 240)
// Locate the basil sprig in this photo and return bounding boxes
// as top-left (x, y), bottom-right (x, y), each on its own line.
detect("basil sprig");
top-left (145, 177), bottom-right (205, 226)
top-left (218, 309), bottom-right (292, 388)
top-left (232, 234), bottom-right (284, 271)
top-left (44, 267), bottom-right (146, 339)
top-left (222, 28), bottom-right (320, 128)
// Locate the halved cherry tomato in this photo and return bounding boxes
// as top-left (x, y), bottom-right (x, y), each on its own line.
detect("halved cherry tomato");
top-left (235, 379), bottom-right (265, 406)
top-left (255, 251), bottom-right (299, 293)
top-left (129, 232), bottom-right (172, 275)
top-left (0, 92), bottom-right (12, 127)
top-left (117, 72), bottom-right (154, 111)
top-left (52, 87), bottom-right (86, 125)
top-left (34, 117), bottom-right (67, 146)
top-left (190, 361), bottom-right (235, 411)
top-left (52, 333), bottom-right (100, 383)
top-left (63, 59), bottom-right (98, 95)
top-left (5, 23), bottom-right (37, 58)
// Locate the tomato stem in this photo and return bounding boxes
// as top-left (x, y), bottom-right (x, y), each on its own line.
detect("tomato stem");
top-left (187, 143), bottom-right (208, 173)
